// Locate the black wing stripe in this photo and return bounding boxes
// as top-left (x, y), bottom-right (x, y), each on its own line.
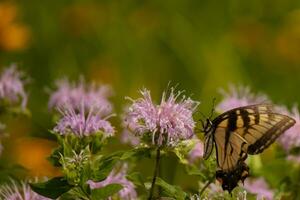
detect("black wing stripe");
top-left (254, 106), bottom-right (260, 124)
top-left (248, 117), bottom-right (295, 154)
top-left (240, 109), bottom-right (250, 131)
top-left (224, 112), bottom-right (238, 164)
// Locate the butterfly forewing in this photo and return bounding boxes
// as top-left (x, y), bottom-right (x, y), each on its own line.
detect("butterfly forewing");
top-left (212, 104), bottom-right (295, 172)
top-left (247, 113), bottom-right (295, 154)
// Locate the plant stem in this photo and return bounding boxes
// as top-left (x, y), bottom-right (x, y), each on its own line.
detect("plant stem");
top-left (148, 147), bottom-right (161, 200)
top-left (199, 180), bottom-right (211, 197)
top-left (80, 185), bottom-right (91, 200)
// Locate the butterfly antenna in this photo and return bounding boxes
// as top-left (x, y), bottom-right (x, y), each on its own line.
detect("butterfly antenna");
top-left (199, 119), bottom-right (205, 132)
top-left (208, 97), bottom-right (216, 120)
top-left (196, 110), bottom-right (206, 131)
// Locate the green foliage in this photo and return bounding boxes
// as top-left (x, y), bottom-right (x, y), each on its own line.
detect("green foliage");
top-left (90, 151), bottom-right (123, 182)
top-left (127, 172), bottom-right (146, 188)
top-left (60, 146), bottom-right (91, 185)
top-left (0, 164), bottom-right (28, 184)
top-left (185, 152), bottom-right (216, 182)
top-left (33, 132), bottom-right (127, 199)
top-left (121, 147), bottom-right (152, 160)
top-left (30, 177), bottom-right (73, 199)
top-left (53, 132), bottom-right (107, 156)
top-left (155, 177), bottom-right (188, 200)
top-left (90, 184), bottom-right (123, 200)
top-left (169, 139), bottom-right (197, 164)
top-left (0, 103), bottom-right (30, 117)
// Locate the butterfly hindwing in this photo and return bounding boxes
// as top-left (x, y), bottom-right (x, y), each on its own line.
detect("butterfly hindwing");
top-left (211, 104), bottom-right (295, 172)
top-left (214, 127), bottom-right (244, 171)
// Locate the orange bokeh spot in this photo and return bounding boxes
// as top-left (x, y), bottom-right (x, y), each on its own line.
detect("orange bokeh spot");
top-left (0, 2), bottom-right (31, 51)
top-left (0, 24), bottom-right (30, 51)
top-left (12, 137), bottom-right (61, 177)
top-left (0, 2), bottom-right (17, 29)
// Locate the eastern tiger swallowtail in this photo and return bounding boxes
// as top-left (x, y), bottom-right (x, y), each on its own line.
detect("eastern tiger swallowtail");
top-left (202, 104), bottom-right (296, 193)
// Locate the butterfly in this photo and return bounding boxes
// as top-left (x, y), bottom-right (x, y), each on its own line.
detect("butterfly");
top-left (201, 104), bottom-right (296, 192)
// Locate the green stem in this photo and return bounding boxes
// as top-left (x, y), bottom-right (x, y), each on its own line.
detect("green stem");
top-left (148, 147), bottom-right (161, 200)
top-left (199, 180), bottom-right (211, 197)
top-left (80, 185), bottom-right (91, 200)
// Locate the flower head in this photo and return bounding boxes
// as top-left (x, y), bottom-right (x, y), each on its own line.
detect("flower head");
top-left (49, 78), bottom-right (113, 117)
top-left (124, 88), bottom-right (199, 147)
top-left (0, 180), bottom-right (50, 200)
top-left (217, 85), bottom-right (268, 112)
top-left (188, 140), bottom-right (204, 163)
top-left (278, 105), bottom-right (300, 152)
top-left (53, 103), bottom-right (114, 137)
top-left (87, 164), bottom-right (137, 200)
top-left (243, 178), bottom-right (274, 200)
top-left (0, 64), bottom-right (27, 108)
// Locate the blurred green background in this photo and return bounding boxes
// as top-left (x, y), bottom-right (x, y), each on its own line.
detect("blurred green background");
top-left (0, 0), bottom-right (300, 183)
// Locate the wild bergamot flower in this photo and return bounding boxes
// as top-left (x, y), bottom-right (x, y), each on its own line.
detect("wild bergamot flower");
top-left (243, 178), bottom-right (273, 200)
top-left (124, 88), bottom-right (199, 147)
top-left (0, 180), bottom-right (50, 200)
top-left (217, 85), bottom-right (268, 112)
top-left (0, 64), bottom-right (27, 109)
top-left (49, 78), bottom-right (113, 117)
top-left (188, 139), bottom-right (204, 163)
top-left (277, 105), bottom-right (300, 152)
top-left (87, 164), bottom-right (137, 200)
top-left (53, 103), bottom-right (114, 137)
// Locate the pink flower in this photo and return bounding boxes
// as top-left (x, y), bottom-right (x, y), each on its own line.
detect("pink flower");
top-left (53, 103), bottom-right (114, 137)
top-left (287, 155), bottom-right (300, 163)
top-left (121, 130), bottom-right (140, 146)
top-left (124, 88), bottom-right (199, 147)
top-left (188, 140), bottom-right (204, 163)
top-left (87, 164), bottom-right (137, 200)
top-left (49, 78), bottom-right (113, 117)
top-left (0, 64), bottom-right (27, 109)
top-left (0, 180), bottom-right (50, 200)
top-left (277, 105), bottom-right (300, 152)
top-left (120, 106), bottom-right (140, 146)
top-left (243, 178), bottom-right (274, 200)
top-left (217, 85), bottom-right (268, 112)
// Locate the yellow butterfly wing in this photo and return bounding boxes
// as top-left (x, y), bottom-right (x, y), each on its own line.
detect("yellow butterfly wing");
top-left (212, 104), bottom-right (295, 172)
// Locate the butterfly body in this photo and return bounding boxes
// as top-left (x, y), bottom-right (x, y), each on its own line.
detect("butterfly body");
top-left (216, 159), bottom-right (249, 192)
top-left (203, 104), bottom-right (296, 192)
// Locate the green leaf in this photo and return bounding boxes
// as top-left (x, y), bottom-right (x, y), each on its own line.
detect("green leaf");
top-left (91, 184), bottom-right (123, 200)
top-left (169, 139), bottom-right (197, 164)
top-left (155, 177), bottom-right (187, 200)
top-left (121, 147), bottom-right (151, 160)
top-left (0, 164), bottom-right (28, 184)
top-left (91, 151), bottom-right (123, 181)
top-left (30, 177), bottom-right (73, 199)
top-left (89, 132), bottom-right (105, 153)
top-left (47, 146), bottom-right (63, 167)
top-left (126, 172), bottom-right (146, 189)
